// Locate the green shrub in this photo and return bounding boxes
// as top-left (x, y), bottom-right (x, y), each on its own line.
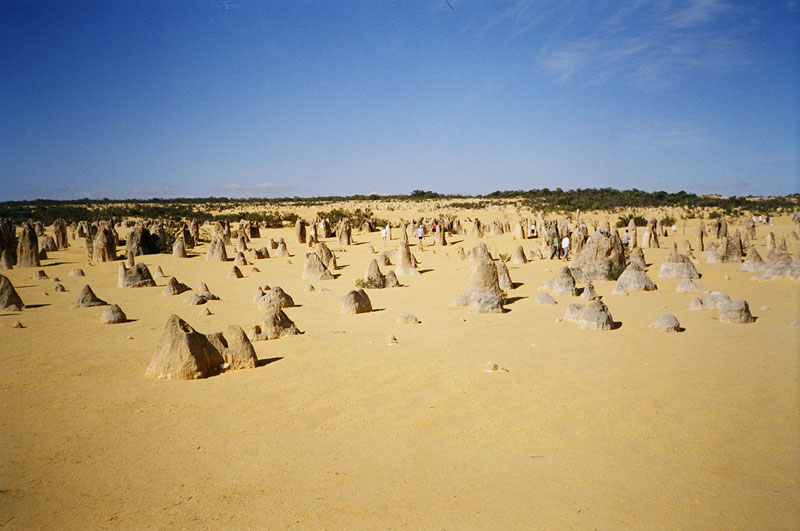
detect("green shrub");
top-left (153, 229), bottom-right (177, 254)
top-left (616, 214), bottom-right (647, 228)
top-left (355, 277), bottom-right (382, 289)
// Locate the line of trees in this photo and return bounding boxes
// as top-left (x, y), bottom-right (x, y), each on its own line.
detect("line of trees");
top-left (1, 188), bottom-right (796, 225)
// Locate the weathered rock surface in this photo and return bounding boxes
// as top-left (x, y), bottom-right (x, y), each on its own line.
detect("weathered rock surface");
top-left (341, 289), bottom-right (373, 314)
top-left (145, 314), bottom-right (225, 380)
top-left (453, 260), bottom-right (503, 313)
top-left (101, 304), bottom-right (127, 324)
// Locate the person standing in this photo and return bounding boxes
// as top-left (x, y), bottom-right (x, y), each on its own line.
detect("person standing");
top-left (417, 225), bottom-right (425, 250)
top-left (561, 234), bottom-right (570, 261)
top-left (550, 235), bottom-right (559, 259)
top-left (381, 226), bottom-right (387, 246)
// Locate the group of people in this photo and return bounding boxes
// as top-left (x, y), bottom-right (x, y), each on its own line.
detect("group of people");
top-left (550, 234), bottom-right (570, 260)
top-left (380, 220), bottom-right (434, 250)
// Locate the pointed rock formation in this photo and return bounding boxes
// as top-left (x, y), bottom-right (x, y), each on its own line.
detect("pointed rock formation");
top-left (757, 260), bottom-right (800, 282)
top-left (615, 263), bottom-right (657, 292)
top-left (363, 259), bottom-right (387, 288)
top-left (640, 218), bottom-right (659, 249)
top-left (435, 225), bottom-right (447, 246)
top-left (92, 226), bottom-right (117, 263)
top-left (253, 305), bottom-right (302, 340)
top-left (384, 270), bottom-right (400, 288)
top-left (101, 304), bottom-right (127, 324)
top-left (16, 223), bottom-right (40, 268)
top-left (163, 277), bottom-right (191, 296)
top-left (221, 325), bottom-right (258, 370)
top-left (0, 250), bottom-right (13, 270)
top-left (564, 299), bottom-right (615, 330)
top-left (767, 238), bottom-right (792, 265)
top-left (205, 235), bottom-right (228, 262)
top-left (172, 237), bottom-right (187, 258)
top-left (737, 247), bottom-right (767, 272)
top-left (452, 260), bottom-right (503, 313)
top-left (396, 242), bottom-right (420, 276)
top-left (75, 285), bottom-right (107, 307)
top-left (569, 231), bottom-right (626, 281)
top-left (580, 282), bottom-right (599, 301)
top-left (469, 242), bottom-right (492, 262)
top-left (40, 235), bottom-right (58, 253)
top-left (126, 226), bottom-right (157, 256)
top-left (274, 240), bottom-right (290, 257)
top-left (719, 299), bottom-right (754, 323)
top-left (227, 266), bottom-right (243, 279)
top-left (118, 262), bottom-right (157, 288)
top-left (53, 218), bottom-right (69, 249)
top-left (675, 278), bottom-right (708, 293)
top-left (145, 314), bottom-right (225, 379)
top-left (0, 274), bottom-right (23, 310)
top-left (338, 219), bottom-right (352, 246)
top-left (534, 292), bottom-right (557, 305)
top-left (236, 235), bottom-right (249, 253)
top-left (511, 246), bottom-right (527, 265)
top-left (540, 266), bottom-right (579, 296)
top-left (257, 287), bottom-right (295, 310)
top-left (706, 235), bottom-right (743, 263)
top-left (658, 244), bottom-right (700, 279)
top-left (495, 260), bottom-right (513, 290)
top-left (295, 219), bottom-right (307, 244)
top-left (302, 252), bottom-right (334, 280)
top-left (341, 289), bottom-right (373, 314)
top-left (629, 247), bottom-right (647, 269)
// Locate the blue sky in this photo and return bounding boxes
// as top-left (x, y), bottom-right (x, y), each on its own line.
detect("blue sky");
top-left (1, 0), bottom-right (798, 200)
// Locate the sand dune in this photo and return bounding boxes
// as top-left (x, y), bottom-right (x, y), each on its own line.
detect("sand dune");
top-left (1, 207), bottom-right (799, 529)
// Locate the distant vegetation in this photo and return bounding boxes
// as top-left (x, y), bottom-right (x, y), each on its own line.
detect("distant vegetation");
top-left (0, 189), bottom-right (796, 225)
top-left (616, 214), bottom-right (648, 228)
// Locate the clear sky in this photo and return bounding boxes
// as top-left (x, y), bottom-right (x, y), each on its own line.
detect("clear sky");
top-left (1, 0), bottom-right (798, 200)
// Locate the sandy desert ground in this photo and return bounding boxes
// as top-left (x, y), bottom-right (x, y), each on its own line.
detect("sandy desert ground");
top-left (1, 204), bottom-right (799, 529)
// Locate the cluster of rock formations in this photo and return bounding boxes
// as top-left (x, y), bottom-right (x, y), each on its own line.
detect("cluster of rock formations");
top-left (146, 315), bottom-right (258, 379)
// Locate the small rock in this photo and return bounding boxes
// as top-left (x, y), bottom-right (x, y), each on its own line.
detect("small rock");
top-left (198, 307), bottom-right (212, 316)
top-left (534, 293), bottom-right (557, 305)
top-left (305, 284), bottom-right (315, 292)
top-left (724, 274), bottom-right (731, 280)
top-left (397, 312), bottom-right (419, 324)
top-left (11, 321), bottom-right (23, 328)
top-left (648, 314), bottom-right (681, 332)
top-left (484, 361), bottom-right (508, 372)
top-left (760, 305), bottom-right (770, 311)
top-left (53, 283), bottom-right (66, 292)
top-left (127, 336), bottom-right (134, 340)
top-left (791, 319), bottom-right (800, 327)
top-left (387, 335), bottom-right (398, 346)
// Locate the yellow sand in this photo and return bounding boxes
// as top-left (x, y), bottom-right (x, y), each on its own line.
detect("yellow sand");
top-left (1, 208), bottom-right (799, 529)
